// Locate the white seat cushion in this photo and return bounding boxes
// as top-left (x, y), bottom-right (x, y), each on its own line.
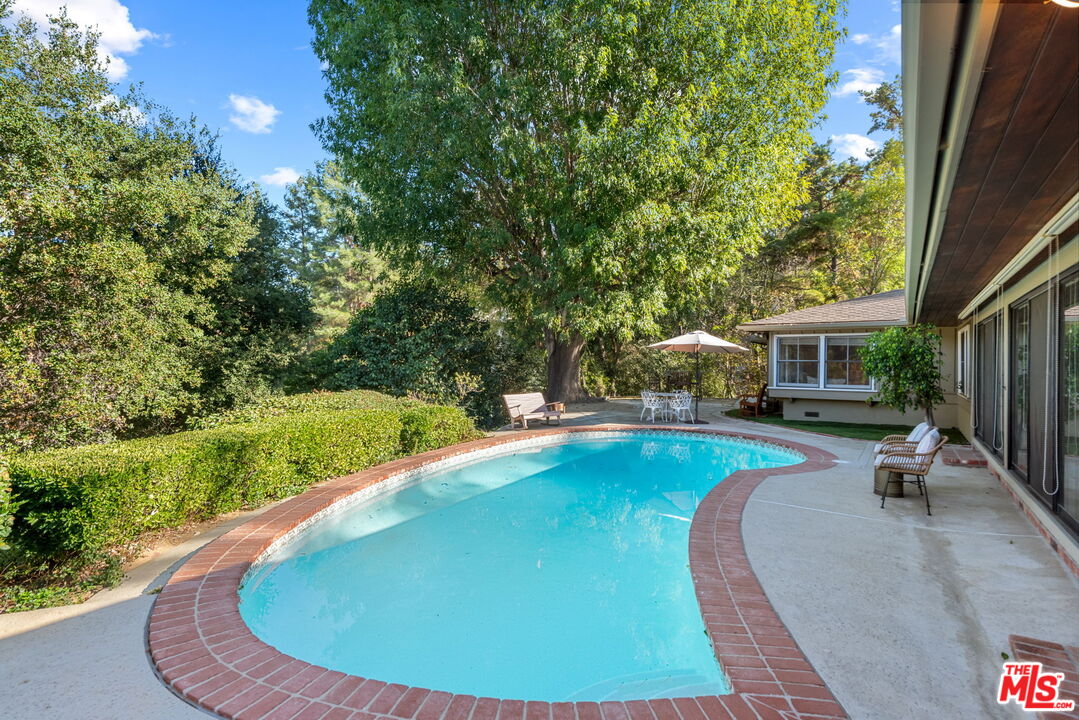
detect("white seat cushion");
top-left (908, 422), bottom-right (931, 442)
top-left (916, 429), bottom-right (941, 455)
top-left (873, 423), bottom-right (932, 454)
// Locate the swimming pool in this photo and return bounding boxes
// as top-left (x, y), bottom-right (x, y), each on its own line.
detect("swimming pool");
top-left (238, 431), bottom-right (802, 702)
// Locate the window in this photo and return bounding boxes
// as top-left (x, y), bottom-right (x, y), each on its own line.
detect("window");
top-left (956, 327), bottom-right (970, 396)
top-left (824, 336), bottom-right (869, 388)
top-left (773, 334), bottom-right (873, 389)
top-left (776, 336), bottom-right (819, 386)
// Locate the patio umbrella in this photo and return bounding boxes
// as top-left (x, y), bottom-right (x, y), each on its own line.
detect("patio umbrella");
top-left (648, 330), bottom-right (750, 423)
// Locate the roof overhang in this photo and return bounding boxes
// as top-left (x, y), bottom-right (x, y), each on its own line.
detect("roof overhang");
top-left (904, 1), bottom-right (1079, 325)
top-left (957, 194), bottom-right (1079, 320)
top-left (903, 0), bottom-right (1001, 324)
top-left (734, 320), bottom-right (908, 334)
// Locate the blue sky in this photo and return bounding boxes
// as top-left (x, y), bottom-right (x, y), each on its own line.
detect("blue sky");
top-left (14, 0), bottom-right (901, 206)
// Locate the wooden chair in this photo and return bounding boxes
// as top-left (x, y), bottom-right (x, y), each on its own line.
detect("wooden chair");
top-left (876, 432), bottom-right (948, 515)
top-left (738, 385), bottom-right (770, 417)
top-left (503, 392), bottom-right (563, 430)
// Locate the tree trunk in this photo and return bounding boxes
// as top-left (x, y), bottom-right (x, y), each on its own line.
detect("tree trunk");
top-left (545, 330), bottom-right (588, 403)
top-left (925, 405), bottom-right (936, 427)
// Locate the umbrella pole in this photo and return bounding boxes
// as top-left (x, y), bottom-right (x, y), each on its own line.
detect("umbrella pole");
top-left (689, 348), bottom-right (708, 423)
top-left (694, 350), bottom-right (702, 423)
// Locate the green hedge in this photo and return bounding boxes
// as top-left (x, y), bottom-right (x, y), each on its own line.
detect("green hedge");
top-left (187, 389), bottom-right (423, 429)
top-left (7, 393), bottom-right (479, 560)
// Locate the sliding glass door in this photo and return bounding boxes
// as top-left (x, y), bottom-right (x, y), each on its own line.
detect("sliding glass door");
top-left (975, 314), bottom-right (1003, 455)
top-left (1061, 275), bottom-right (1078, 533)
top-left (1010, 303), bottom-right (1030, 478)
top-left (1010, 290), bottom-right (1053, 505)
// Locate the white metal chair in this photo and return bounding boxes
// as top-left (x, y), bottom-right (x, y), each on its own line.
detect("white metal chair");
top-left (667, 443), bottom-right (691, 463)
top-left (668, 390), bottom-right (693, 423)
top-left (640, 390), bottom-right (666, 423)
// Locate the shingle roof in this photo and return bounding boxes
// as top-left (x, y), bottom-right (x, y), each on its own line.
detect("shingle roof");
top-left (737, 289), bottom-right (907, 331)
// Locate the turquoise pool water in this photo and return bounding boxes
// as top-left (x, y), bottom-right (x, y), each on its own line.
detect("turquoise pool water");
top-left (239, 432), bottom-right (801, 701)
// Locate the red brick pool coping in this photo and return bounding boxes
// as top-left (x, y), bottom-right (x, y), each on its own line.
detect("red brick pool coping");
top-left (147, 426), bottom-right (847, 720)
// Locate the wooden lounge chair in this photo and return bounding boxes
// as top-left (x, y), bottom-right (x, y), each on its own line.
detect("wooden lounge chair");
top-left (503, 392), bottom-right (564, 430)
top-left (738, 384), bottom-right (771, 417)
top-left (876, 431), bottom-right (948, 515)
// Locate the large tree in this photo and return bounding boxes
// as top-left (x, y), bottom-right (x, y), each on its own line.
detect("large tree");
top-left (282, 164), bottom-right (392, 347)
top-left (0, 6), bottom-right (311, 449)
top-left (584, 76), bottom-right (907, 399)
top-left (310, 0), bottom-right (841, 401)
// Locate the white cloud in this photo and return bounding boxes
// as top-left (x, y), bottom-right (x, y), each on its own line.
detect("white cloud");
top-left (834, 67), bottom-right (885, 98)
top-left (11, 0), bottom-right (155, 80)
top-left (849, 24), bottom-right (901, 65)
top-left (259, 167), bottom-right (300, 186)
top-left (228, 94), bottom-right (280, 134)
top-left (830, 133), bottom-right (879, 162)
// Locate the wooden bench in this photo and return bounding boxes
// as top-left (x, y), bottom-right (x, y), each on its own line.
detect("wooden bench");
top-left (502, 392), bottom-right (563, 430)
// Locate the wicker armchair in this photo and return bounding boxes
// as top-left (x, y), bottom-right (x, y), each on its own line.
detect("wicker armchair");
top-left (873, 422), bottom-right (931, 454)
top-left (876, 434), bottom-right (948, 515)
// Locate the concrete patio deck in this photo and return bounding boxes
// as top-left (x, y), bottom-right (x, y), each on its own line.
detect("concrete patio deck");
top-left (1, 399), bottom-right (1076, 719)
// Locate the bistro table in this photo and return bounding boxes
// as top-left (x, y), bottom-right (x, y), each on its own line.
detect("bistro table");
top-left (650, 391), bottom-right (695, 423)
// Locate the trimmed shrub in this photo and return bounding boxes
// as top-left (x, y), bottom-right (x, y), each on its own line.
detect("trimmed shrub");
top-left (8, 394), bottom-right (479, 560)
top-left (187, 389), bottom-right (420, 429)
top-left (399, 405), bottom-right (480, 455)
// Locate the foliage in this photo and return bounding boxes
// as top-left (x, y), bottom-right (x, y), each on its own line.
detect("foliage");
top-left (1, 551), bottom-right (123, 612)
top-left (189, 197), bottom-right (317, 418)
top-left (860, 325), bottom-right (946, 425)
top-left (398, 405), bottom-right (482, 455)
top-left (861, 75), bottom-right (903, 136)
top-left (0, 456), bottom-right (14, 550)
top-left (283, 163), bottom-right (394, 347)
top-left (314, 280), bottom-right (519, 427)
top-left (749, 134), bottom-right (904, 306)
top-left (189, 389), bottom-right (419, 429)
top-left (578, 66), bottom-right (905, 399)
top-left (5, 392), bottom-right (478, 565)
top-left (582, 71), bottom-right (906, 398)
top-left (311, 0), bottom-right (842, 400)
top-left (0, 7), bottom-right (315, 451)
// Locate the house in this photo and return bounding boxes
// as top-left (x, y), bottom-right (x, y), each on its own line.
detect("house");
top-left (741, 1), bottom-right (1078, 559)
top-left (737, 289), bottom-right (961, 427)
top-left (905, 0), bottom-right (1077, 557)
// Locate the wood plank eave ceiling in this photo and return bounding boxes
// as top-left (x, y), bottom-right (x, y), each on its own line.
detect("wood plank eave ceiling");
top-left (920, 3), bottom-right (1079, 326)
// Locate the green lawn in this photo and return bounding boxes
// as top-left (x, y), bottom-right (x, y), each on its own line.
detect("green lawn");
top-left (723, 409), bottom-right (968, 445)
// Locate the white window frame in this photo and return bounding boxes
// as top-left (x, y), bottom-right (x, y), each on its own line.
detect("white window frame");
top-left (773, 334), bottom-right (822, 388)
top-left (772, 333), bottom-right (876, 391)
top-left (956, 326), bottom-right (970, 397)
